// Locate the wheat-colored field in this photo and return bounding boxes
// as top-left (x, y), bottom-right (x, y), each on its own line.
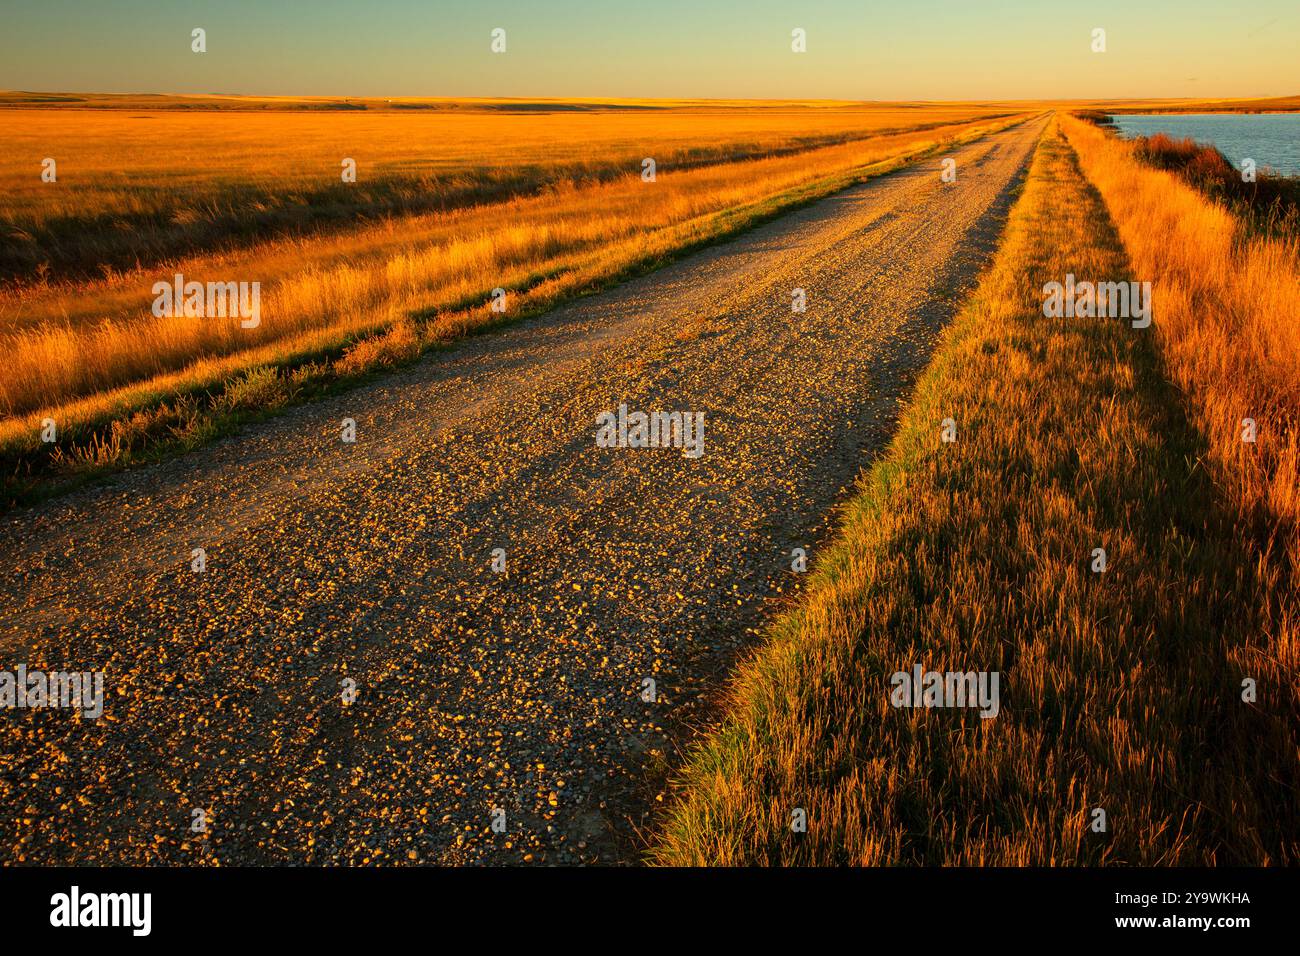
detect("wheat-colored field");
top-left (0, 102), bottom-right (1026, 501)
top-left (0, 102), bottom-right (1007, 281)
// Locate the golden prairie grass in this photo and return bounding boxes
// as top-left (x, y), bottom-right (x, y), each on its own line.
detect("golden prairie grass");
top-left (0, 110), bottom-right (1028, 502)
top-left (1060, 114), bottom-right (1300, 582)
top-left (0, 104), bottom-right (1008, 281)
top-left (651, 121), bottom-right (1299, 865)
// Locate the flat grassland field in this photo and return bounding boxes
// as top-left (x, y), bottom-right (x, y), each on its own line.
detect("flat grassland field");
top-left (0, 99), bottom-right (1027, 497)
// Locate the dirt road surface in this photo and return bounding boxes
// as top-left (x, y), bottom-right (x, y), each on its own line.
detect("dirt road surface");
top-left (0, 117), bottom-right (1045, 864)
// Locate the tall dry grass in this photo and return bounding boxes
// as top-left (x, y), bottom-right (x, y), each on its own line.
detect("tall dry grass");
top-left (1060, 115), bottom-right (1299, 578)
top-left (651, 121), bottom-right (1299, 866)
top-left (1116, 130), bottom-right (1300, 240)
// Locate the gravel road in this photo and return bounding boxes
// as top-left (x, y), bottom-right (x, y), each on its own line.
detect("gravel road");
top-left (0, 117), bottom-right (1045, 865)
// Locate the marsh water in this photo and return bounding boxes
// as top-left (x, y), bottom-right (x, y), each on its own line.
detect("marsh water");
top-left (1108, 113), bottom-right (1300, 176)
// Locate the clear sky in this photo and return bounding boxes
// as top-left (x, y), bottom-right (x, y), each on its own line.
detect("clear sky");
top-left (1, 0), bottom-right (1295, 101)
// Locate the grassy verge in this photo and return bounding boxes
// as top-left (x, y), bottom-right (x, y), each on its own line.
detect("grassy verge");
top-left (0, 114), bottom-right (1031, 511)
top-left (651, 119), bottom-right (1299, 865)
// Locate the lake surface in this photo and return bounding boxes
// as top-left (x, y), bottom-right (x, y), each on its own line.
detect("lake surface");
top-left (1108, 113), bottom-right (1300, 176)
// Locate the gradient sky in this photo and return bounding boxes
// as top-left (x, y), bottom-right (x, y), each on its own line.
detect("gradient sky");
top-left (1, 0), bottom-right (1296, 101)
